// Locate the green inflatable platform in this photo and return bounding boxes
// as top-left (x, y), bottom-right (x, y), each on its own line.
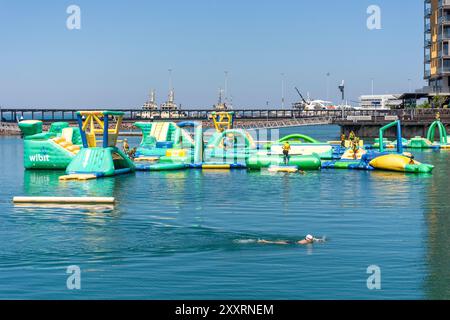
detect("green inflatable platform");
top-left (62, 111), bottom-right (135, 178)
top-left (247, 154), bottom-right (322, 170)
top-left (19, 120), bottom-right (83, 170)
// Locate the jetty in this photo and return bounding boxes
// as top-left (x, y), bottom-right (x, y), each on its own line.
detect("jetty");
top-left (1, 108), bottom-right (448, 138)
top-left (0, 122), bottom-right (20, 135)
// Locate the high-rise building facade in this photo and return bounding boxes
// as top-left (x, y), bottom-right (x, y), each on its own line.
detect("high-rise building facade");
top-left (425, 0), bottom-right (450, 93)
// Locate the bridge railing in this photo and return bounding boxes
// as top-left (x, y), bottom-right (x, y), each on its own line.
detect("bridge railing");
top-left (1, 108), bottom-right (448, 123)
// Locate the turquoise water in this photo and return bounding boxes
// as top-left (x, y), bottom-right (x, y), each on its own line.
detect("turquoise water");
top-left (0, 125), bottom-right (449, 299)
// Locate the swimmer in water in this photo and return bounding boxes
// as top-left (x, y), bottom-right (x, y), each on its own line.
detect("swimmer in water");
top-left (257, 234), bottom-right (318, 245)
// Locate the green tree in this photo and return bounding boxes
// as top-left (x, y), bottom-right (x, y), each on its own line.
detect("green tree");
top-left (417, 101), bottom-right (431, 109)
top-left (431, 95), bottom-right (447, 108)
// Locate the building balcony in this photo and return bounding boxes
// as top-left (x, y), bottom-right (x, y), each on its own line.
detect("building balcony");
top-left (438, 33), bottom-right (450, 41)
top-left (425, 8), bottom-right (432, 17)
top-left (439, 0), bottom-right (450, 9)
top-left (439, 16), bottom-right (450, 24)
top-left (441, 67), bottom-right (450, 74)
top-left (425, 39), bottom-right (432, 47)
top-left (425, 54), bottom-right (431, 62)
top-left (438, 49), bottom-right (450, 57)
top-left (425, 70), bottom-right (431, 78)
top-left (425, 23), bottom-right (431, 32)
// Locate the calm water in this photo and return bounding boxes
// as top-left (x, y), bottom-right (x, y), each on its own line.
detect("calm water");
top-left (0, 125), bottom-right (449, 300)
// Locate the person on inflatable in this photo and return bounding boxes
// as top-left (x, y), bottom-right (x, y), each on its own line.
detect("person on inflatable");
top-left (282, 141), bottom-right (291, 165)
top-left (127, 147), bottom-right (137, 160)
top-left (352, 137), bottom-right (360, 159)
top-left (403, 152), bottom-right (415, 165)
top-left (123, 138), bottom-right (130, 154)
top-left (349, 131), bottom-right (355, 142)
top-left (340, 134), bottom-right (346, 147)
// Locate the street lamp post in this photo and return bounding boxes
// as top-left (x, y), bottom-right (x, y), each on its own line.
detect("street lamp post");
top-left (168, 69), bottom-right (173, 92)
top-left (224, 71), bottom-right (229, 104)
top-left (281, 73), bottom-right (285, 110)
top-left (338, 80), bottom-right (345, 119)
top-left (326, 72), bottom-right (330, 101)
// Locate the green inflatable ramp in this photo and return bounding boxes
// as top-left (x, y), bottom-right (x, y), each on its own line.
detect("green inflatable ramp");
top-left (64, 147), bottom-right (135, 178)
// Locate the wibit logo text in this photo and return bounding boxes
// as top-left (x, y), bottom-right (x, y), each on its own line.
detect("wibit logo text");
top-left (29, 154), bottom-right (50, 162)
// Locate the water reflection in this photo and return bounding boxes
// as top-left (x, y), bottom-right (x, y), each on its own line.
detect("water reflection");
top-left (13, 203), bottom-right (115, 211)
top-left (23, 170), bottom-right (118, 198)
top-left (16, 171), bottom-right (125, 258)
top-left (371, 170), bottom-right (436, 183)
top-left (423, 152), bottom-right (450, 299)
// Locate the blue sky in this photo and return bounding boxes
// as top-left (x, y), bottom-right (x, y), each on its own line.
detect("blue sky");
top-left (0, 0), bottom-right (424, 109)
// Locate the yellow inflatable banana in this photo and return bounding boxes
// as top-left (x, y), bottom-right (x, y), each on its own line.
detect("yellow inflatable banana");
top-left (369, 154), bottom-right (434, 173)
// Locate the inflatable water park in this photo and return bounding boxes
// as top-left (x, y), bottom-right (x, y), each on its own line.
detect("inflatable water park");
top-left (17, 110), bottom-right (440, 180)
top-left (369, 113), bottom-right (450, 151)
